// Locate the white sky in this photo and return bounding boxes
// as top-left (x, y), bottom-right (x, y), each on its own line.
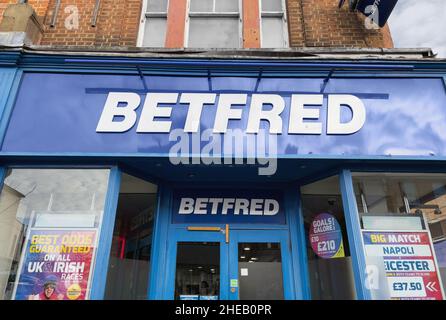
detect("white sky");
top-left (388, 0), bottom-right (446, 58)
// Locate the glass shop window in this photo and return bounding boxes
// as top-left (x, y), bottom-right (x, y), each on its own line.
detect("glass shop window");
top-left (353, 173), bottom-right (446, 297)
top-left (141, 0), bottom-right (169, 47)
top-left (260, 0), bottom-right (288, 48)
top-left (0, 168), bottom-right (110, 300)
top-left (188, 0), bottom-right (241, 48)
top-left (104, 174), bottom-right (157, 300)
top-left (301, 175), bottom-right (357, 300)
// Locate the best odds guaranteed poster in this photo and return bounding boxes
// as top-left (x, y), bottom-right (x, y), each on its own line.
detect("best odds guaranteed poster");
top-left (14, 229), bottom-right (97, 300)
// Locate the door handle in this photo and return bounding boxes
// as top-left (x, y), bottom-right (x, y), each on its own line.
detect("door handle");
top-left (186, 224), bottom-right (230, 243)
top-left (187, 226), bottom-right (221, 231)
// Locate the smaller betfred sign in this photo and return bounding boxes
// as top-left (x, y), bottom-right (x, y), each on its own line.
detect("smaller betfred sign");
top-left (172, 189), bottom-right (285, 224)
top-left (363, 231), bottom-right (445, 300)
top-left (309, 213), bottom-right (345, 259)
top-left (14, 229), bottom-right (97, 300)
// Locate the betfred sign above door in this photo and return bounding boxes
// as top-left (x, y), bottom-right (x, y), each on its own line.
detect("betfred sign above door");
top-left (172, 189), bottom-right (285, 224)
top-left (5, 74), bottom-right (446, 159)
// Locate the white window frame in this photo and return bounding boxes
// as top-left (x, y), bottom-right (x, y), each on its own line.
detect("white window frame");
top-left (185, 0), bottom-right (243, 48)
top-left (259, 0), bottom-right (289, 48)
top-left (137, 0), bottom-right (170, 47)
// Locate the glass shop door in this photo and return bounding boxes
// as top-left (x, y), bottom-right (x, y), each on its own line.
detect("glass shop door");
top-left (228, 230), bottom-right (293, 300)
top-left (167, 227), bottom-right (293, 300)
top-left (168, 228), bottom-right (229, 300)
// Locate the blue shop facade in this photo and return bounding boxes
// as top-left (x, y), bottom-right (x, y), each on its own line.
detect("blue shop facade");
top-left (0, 49), bottom-right (446, 300)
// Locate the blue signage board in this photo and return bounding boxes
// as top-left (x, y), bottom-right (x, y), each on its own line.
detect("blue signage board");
top-left (172, 189), bottom-right (285, 224)
top-left (356, 0), bottom-right (398, 27)
top-left (2, 73), bottom-right (446, 159)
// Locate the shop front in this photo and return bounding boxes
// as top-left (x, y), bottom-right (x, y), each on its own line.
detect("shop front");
top-left (0, 51), bottom-right (445, 300)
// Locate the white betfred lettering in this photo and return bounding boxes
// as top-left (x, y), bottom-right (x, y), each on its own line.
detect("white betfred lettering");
top-left (250, 199), bottom-right (264, 215)
top-left (179, 198), bottom-right (194, 214)
top-left (96, 92), bottom-right (140, 132)
top-left (209, 198), bottom-right (223, 214)
top-left (177, 197), bottom-right (281, 216)
top-left (213, 94), bottom-right (247, 133)
top-left (288, 94), bottom-right (323, 134)
top-left (194, 198), bottom-right (209, 214)
top-left (97, 92), bottom-right (366, 135)
top-left (327, 94), bottom-right (366, 135)
top-left (264, 199), bottom-right (279, 216)
top-left (222, 198), bottom-right (236, 215)
top-left (246, 94), bottom-right (285, 134)
top-left (180, 93), bottom-right (216, 133)
top-left (136, 93), bottom-right (178, 133)
top-left (234, 198), bottom-right (250, 215)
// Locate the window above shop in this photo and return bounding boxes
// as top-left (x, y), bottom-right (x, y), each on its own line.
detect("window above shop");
top-left (260, 0), bottom-right (288, 48)
top-left (188, 0), bottom-right (241, 48)
top-left (140, 0), bottom-right (169, 47)
top-left (138, 0), bottom-right (289, 49)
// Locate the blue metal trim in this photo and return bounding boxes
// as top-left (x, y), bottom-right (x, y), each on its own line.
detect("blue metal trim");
top-left (0, 69), bottom-right (21, 149)
top-left (5, 151), bottom-right (446, 161)
top-left (0, 51), bottom-right (21, 66)
top-left (3, 164), bottom-right (116, 169)
top-left (16, 68), bottom-right (446, 78)
top-left (228, 231), bottom-right (238, 300)
top-left (64, 58), bottom-right (415, 70)
top-left (2, 50), bottom-right (446, 74)
top-left (0, 166), bottom-right (7, 193)
top-left (287, 186), bottom-right (311, 300)
top-left (148, 183), bottom-right (172, 300)
top-left (339, 169), bottom-right (371, 300)
top-left (84, 87), bottom-right (389, 99)
top-left (90, 166), bottom-right (121, 300)
top-left (343, 165), bottom-right (446, 175)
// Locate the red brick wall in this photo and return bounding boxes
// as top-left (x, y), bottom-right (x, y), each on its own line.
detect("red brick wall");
top-left (0, 0), bottom-right (141, 47)
top-left (0, 0), bottom-right (392, 48)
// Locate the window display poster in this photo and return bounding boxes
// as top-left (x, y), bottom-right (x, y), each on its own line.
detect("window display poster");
top-left (309, 213), bottom-right (345, 259)
top-left (14, 229), bottom-right (97, 300)
top-left (363, 231), bottom-right (445, 300)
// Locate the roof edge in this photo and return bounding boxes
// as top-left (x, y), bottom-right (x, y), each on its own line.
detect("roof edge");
top-left (0, 45), bottom-right (439, 61)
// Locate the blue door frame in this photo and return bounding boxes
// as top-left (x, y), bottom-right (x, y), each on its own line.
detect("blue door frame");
top-left (163, 227), bottom-right (293, 300)
top-left (164, 229), bottom-right (230, 300)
